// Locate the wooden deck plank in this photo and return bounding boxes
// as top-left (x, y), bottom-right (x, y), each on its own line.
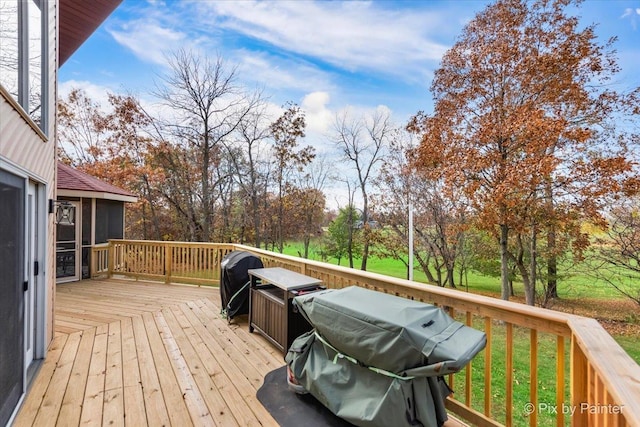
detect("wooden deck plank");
top-left (130, 315), bottom-right (171, 427)
top-left (12, 334), bottom-right (69, 427)
top-left (184, 300), bottom-right (272, 392)
top-left (53, 279), bottom-right (218, 334)
top-left (120, 317), bottom-right (147, 427)
top-left (31, 332), bottom-right (82, 427)
top-left (58, 328), bottom-right (97, 427)
top-left (54, 318), bottom-right (106, 332)
top-left (79, 323), bottom-right (109, 426)
top-left (102, 321), bottom-right (125, 427)
top-left (201, 298), bottom-right (285, 366)
top-left (56, 307), bottom-right (136, 322)
top-left (173, 304), bottom-right (278, 426)
top-left (18, 278), bottom-right (466, 427)
top-left (141, 311), bottom-right (194, 426)
top-left (153, 310), bottom-right (217, 427)
top-left (197, 299), bottom-right (283, 373)
top-left (165, 305), bottom-right (268, 427)
top-left (56, 279), bottom-right (215, 303)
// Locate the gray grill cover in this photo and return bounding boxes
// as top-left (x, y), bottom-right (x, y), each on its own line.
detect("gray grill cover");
top-left (293, 286), bottom-right (486, 376)
top-left (285, 286), bottom-right (487, 427)
top-left (286, 330), bottom-right (453, 427)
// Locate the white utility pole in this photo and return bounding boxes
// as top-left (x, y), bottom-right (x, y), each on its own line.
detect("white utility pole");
top-left (408, 197), bottom-right (414, 281)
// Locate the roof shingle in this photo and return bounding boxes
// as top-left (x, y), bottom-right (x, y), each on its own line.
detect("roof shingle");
top-left (57, 162), bottom-right (136, 198)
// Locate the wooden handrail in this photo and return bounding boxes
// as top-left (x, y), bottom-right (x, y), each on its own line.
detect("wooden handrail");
top-left (568, 317), bottom-right (640, 426)
top-left (102, 239), bottom-right (639, 426)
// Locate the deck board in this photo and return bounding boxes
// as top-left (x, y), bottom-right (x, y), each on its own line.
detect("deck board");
top-left (13, 334), bottom-right (68, 427)
top-left (119, 317), bottom-right (147, 427)
top-left (79, 323), bottom-right (109, 426)
top-left (58, 328), bottom-right (96, 426)
top-left (15, 279), bottom-right (281, 427)
top-left (15, 278), bottom-right (466, 427)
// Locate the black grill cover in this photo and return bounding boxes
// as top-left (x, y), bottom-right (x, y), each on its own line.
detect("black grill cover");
top-left (220, 250), bottom-right (263, 320)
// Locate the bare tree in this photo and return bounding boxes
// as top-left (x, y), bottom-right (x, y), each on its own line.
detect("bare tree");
top-left (226, 101), bottom-right (272, 247)
top-left (290, 156), bottom-right (332, 258)
top-left (586, 202), bottom-right (640, 306)
top-left (332, 107), bottom-right (390, 270)
top-left (373, 130), bottom-right (466, 286)
top-left (153, 49), bottom-right (260, 241)
top-left (327, 179), bottom-right (360, 268)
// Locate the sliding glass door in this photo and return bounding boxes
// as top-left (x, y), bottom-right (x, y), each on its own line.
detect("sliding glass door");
top-left (0, 170), bottom-right (25, 426)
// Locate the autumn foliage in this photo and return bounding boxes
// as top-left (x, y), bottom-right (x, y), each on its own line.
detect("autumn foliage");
top-left (410, 0), bottom-right (639, 304)
top-left (55, 2), bottom-right (640, 307)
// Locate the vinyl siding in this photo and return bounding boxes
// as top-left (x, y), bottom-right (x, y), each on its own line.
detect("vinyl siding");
top-left (0, 0), bottom-right (58, 348)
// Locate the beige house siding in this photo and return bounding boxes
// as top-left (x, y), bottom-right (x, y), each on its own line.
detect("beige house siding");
top-left (0, 0), bottom-right (58, 349)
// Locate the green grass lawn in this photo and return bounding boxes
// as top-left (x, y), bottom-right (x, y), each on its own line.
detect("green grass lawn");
top-left (450, 320), bottom-right (571, 427)
top-left (282, 240), bottom-right (628, 299)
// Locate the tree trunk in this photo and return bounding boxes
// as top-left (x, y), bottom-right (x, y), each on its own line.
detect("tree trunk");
top-left (435, 268), bottom-right (443, 287)
top-left (547, 226), bottom-right (559, 299)
top-left (500, 224), bottom-right (511, 300)
top-left (415, 252), bottom-right (436, 283)
top-left (348, 233), bottom-right (354, 268)
top-left (201, 144), bottom-right (211, 242)
top-left (360, 190), bottom-right (369, 271)
top-left (446, 267), bottom-right (456, 288)
top-left (277, 177), bottom-right (284, 253)
top-left (529, 226), bottom-right (538, 306)
top-left (303, 235), bottom-right (310, 259)
top-left (252, 193), bottom-right (261, 248)
top-left (515, 234), bottom-right (535, 306)
top-left (545, 179), bottom-right (559, 299)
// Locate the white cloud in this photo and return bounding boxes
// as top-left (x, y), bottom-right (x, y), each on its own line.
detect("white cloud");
top-left (621, 7), bottom-right (640, 29)
top-left (234, 49), bottom-right (335, 93)
top-left (108, 19), bottom-right (188, 65)
top-left (302, 91), bottom-right (333, 134)
top-left (58, 80), bottom-right (114, 109)
top-left (196, 1), bottom-right (449, 81)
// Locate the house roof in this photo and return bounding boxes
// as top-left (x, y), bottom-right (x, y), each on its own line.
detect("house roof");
top-left (59, 0), bottom-right (123, 66)
top-left (57, 162), bottom-right (137, 202)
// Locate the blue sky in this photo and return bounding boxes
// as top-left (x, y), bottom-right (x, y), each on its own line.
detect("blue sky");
top-left (60, 0), bottom-right (640, 132)
top-left (58, 0), bottom-right (640, 206)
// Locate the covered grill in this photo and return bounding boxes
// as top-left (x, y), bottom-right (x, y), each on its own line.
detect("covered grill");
top-left (285, 286), bottom-right (487, 427)
top-left (219, 250), bottom-right (263, 320)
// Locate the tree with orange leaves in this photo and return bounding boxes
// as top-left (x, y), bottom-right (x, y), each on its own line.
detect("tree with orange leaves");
top-left (411, 0), bottom-right (639, 304)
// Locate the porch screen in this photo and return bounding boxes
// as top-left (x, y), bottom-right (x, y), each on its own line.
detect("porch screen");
top-left (95, 200), bottom-right (124, 244)
top-left (0, 170), bottom-right (25, 425)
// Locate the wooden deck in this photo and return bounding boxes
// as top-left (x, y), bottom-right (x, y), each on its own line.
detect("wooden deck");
top-left (14, 279), bottom-right (283, 427)
top-left (15, 278), bottom-right (467, 427)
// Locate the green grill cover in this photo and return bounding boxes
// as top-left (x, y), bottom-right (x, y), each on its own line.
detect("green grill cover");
top-left (286, 331), bottom-right (453, 427)
top-left (293, 286), bottom-right (486, 375)
top-left (285, 286), bottom-right (487, 427)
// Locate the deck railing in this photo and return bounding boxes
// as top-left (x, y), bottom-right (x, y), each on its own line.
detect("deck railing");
top-left (95, 239), bottom-right (640, 427)
top-left (90, 243), bottom-right (110, 277)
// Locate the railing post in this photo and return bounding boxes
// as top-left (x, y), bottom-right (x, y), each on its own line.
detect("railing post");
top-left (89, 246), bottom-right (95, 278)
top-left (164, 242), bottom-right (172, 284)
top-left (108, 240), bottom-right (114, 278)
top-left (570, 333), bottom-right (588, 426)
